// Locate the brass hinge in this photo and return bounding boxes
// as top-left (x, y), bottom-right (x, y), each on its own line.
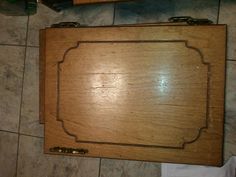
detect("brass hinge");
top-left (168, 16), bottom-right (213, 25)
top-left (50, 16), bottom-right (213, 28)
top-left (49, 146), bottom-right (88, 154)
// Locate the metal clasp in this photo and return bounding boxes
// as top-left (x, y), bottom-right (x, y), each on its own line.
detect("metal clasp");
top-left (49, 146), bottom-right (88, 154)
top-left (168, 16), bottom-right (213, 25)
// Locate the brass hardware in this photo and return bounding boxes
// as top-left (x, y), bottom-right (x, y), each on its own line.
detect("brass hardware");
top-left (51, 16), bottom-right (213, 29)
top-left (49, 146), bottom-right (88, 154)
top-left (51, 22), bottom-right (81, 28)
top-left (168, 16), bottom-right (213, 25)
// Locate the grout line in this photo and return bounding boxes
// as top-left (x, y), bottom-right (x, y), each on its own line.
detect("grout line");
top-left (217, 0), bottom-right (222, 24)
top-left (0, 43), bottom-right (26, 47)
top-left (0, 43), bottom-right (39, 48)
top-left (27, 45), bottom-right (39, 48)
top-left (227, 59), bottom-right (236, 61)
top-left (15, 14), bottom-right (30, 177)
top-left (15, 134), bottom-right (21, 177)
top-left (98, 158), bottom-right (102, 177)
top-left (112, 2), bottom-right (117, 25)
top-left (20, 133), bottom-right (44, 139)
top-left (0, 129), bottom-right (18, 134)
top-left (0, 129), bottom-right (44, 138)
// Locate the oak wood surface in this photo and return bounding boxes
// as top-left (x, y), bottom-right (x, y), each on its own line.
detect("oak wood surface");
top-left (41, 25), bottom-right (226, 166)
top-left (59, 41), bottom-right (208, 148)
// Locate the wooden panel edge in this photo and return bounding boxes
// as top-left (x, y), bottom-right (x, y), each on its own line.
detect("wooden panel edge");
top-left (220, 24), bottom-right (227, 167)
top-left (39, 29), bottom-right (46, 124)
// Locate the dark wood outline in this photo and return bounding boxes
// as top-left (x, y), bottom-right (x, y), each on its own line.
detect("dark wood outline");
top-left (56, 40), bottom-right (211, 149)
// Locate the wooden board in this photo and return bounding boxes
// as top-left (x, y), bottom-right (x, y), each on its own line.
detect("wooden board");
top-left (40, 25), bottom-right (226, 166)
top-left (73, 0), bottom-right (126, 5)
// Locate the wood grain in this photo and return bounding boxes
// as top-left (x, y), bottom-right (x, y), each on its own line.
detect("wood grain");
top-left (58, 41), bottom-right (208, 148)
top-left (41, 25), bottom-right (226, 166)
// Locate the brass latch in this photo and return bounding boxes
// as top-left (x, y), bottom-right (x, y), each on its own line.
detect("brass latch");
top-left (49, 146), bottom-right (88, 154)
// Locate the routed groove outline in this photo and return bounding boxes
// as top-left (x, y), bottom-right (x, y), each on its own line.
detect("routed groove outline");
top-left (56, 40), bottom-right (211, 149)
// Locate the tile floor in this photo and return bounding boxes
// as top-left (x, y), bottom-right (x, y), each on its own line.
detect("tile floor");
top-left (0, 0), bottom-right (235, 176)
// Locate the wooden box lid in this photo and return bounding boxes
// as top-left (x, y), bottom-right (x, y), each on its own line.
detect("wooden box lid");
top-left (40, 24), bottom-right (226, 166)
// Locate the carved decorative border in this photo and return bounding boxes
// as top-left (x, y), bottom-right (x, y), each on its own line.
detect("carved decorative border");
top-left (56, 40), bottom-right (211, 149)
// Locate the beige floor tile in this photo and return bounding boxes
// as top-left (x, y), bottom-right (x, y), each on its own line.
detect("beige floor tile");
top-left (224, 61), bottom-right (236, 162)
top-left (100, 159), bottom-right (161, 177)
top-left (0, 46), bottom-right (25, 132)
top-left (0, 13), bottom-right (28, 45)
top-left (0, 131), bottom-right (18, 177)
top-left (219, 0), bottom-right (236, 60)
top-left (114, 0), bottom-right (218, 25)
top-left (20, 47), bottom-right (43, 137)
top-left (17, 135), bottom-right (100, 177)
